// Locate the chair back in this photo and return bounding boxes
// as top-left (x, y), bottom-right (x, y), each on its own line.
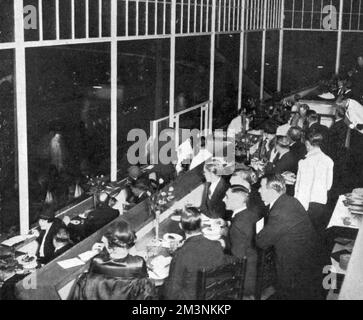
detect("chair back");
top-left (196, 257), bottom-right (247, 300)
top-left (255, 247), bottom-right (277, 300)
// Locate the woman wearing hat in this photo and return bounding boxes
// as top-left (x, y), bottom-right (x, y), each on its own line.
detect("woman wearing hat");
top-left (71, 220), bottom-right (156, 300)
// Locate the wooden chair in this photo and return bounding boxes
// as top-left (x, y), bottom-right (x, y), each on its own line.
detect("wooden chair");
top-left (196, 257), bottom-right (247, 300)
top-left (254, 247), bottom-right (277, 300)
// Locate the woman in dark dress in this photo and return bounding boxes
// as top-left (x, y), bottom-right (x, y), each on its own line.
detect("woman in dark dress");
top-left (71, 220), bottom-right (156, 300)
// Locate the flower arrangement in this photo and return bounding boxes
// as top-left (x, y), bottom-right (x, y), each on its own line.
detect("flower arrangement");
top-left (149, 186), bottom-right (175, 240)
top-left (235, 132), bottom-right (261, 161)
top-left (85, 175), bottom-right (109, 208)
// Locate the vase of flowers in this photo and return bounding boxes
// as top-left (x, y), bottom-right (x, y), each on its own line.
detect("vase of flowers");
top-left (86, 175), bottom-right (108, 208)
top-left (149, 187), bottom-right (175, 240)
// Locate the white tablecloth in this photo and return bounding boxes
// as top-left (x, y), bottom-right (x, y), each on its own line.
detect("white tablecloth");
top-left (327, 196), bottom-right (362, 229)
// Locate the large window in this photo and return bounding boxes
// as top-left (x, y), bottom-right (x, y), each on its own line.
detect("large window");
top-left (0, 50), bottom-right (18, 236)
top-left (0, 0), bottom-right (14, 43)
top-left (340, 33), bottom-right (363, 76)
top-left (244, 31), bottom-right (262, 99)
top-left (213, 34), bottom-right (240, 128)
top-left (175, 36), bottom-right (210, 130)
top-left (26, 44), bottom-right (111, 225)
top-left (117, 39), bottom-right (170, 174)
top-left (264, 30), bottom-right (279, 94)
top-left (282, 31), bottom-right (337, 94)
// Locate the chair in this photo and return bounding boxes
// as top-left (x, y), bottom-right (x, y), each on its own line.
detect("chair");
top-left (254, 247), bottom-right (277, 300)
top-left (196, 257), bottom-right (247, 300)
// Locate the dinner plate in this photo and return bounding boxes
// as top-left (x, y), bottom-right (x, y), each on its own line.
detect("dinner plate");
top-left (163, 233), bottom-right (183, 243)
top-left (170, 215), bottom-right (181, 222)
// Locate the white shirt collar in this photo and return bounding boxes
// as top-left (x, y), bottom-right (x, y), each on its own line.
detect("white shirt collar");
top-left (209, 177), bottom-right (221, 196)
top-left (232, 205), bottom-right (247, 219)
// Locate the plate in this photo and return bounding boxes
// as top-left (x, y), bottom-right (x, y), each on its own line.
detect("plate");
top-left (170, 215), bottom-right (181, 222)
top-left (70, 220), bottom-right (81, 225)
top-left (163, 233), bottom-right (183, 243)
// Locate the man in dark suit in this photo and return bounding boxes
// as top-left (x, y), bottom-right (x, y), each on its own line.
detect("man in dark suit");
top-left (164, 207), bottom-right (233, 300)
top-left (256, 174), bottom-right (326, 300)
top-left (223, 185), bottom-right (259, 297)
top-left (200, 161), bottom-right (230, 219)
top-left (266, 136), bottom-right (298, 196)
top-left (307, 111), bottom-right (329, 153)
top-left (288, 126), bottom-right (307, 162)
top-left (83, 192), bottom-right (120, 238)
top-left (35, 206), bottom-right (65, 264)
top-left (327, 106), bottom-right (350, 201)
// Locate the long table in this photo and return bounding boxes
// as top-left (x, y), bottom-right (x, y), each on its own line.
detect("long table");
top-left (15, 166), bottom-right (206, 300)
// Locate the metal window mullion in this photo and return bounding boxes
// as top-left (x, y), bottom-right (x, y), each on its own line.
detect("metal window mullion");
top-left (15, 0), bottom-right (30, 235)
top-left (98, 0), bottom-right (102, 38)
top-left (110, 0), bottom-right (118, 181)
top-left (277, 0), bottom-right (285, 92)
top-left (206, 0), bottom-right (209, 31)
top-left (311, 0), bottom-right (314, 29)
top-left (267, 0), bottom-right (271, 29)
top-left (254, 0), bottom-right (257, 30)
top-left (228, 0), bottom-right (231, 31)
top-left (209, 0), bottom-right (216, 132)
top-left (260, 0), bottom-right (267, 100)
top-left (233, 0), bottom-right (236, 30)
top-left (201, 0), bottom-right (204, 32)
top-left (320, 0), bottom-right (323, 29)
top-left (154, 0), bottom-right (157, 35)
top-left (169, 0), bottom-right (176, 127)
top-left (218, 0), bottom-right (221, 32)
top-left (237, 0), bottom-right (240, 30)
top-left (85, 0), bottom-right (89, 38)
top-left (56, 0), bottom-right (60, 39)
top-left (237, 0), bottom-right (246, 110)
top-left (38, 0), bottom-right (43, 40)
top-left (223, 0), bottom-right (226, 31)
top-left (146, 0), bottom-right (149, 34)
top-left (181, 0), bottom-right (184, 33)
top-left (163, 0), bottom-right (166, 35)
top-left (336, 0), bottom-right (344, 74)
top-left (188, 0), bottom-right (191, 33)
top-left (136, 0), bottom-right (139, 36)
top-left (194, 0), bottom-right (198, 32)
top-left (301, 0), bottom-right (305, 29)
top-left (358, 0), bottom-right (362, 30)
top-left (349, 0), bottom-right (353, 31)
top-left (292, 0), bottom-right (295, 28)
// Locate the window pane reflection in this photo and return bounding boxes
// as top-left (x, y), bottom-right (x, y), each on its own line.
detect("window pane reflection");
top-left (26, 44), bottom-right (111, 224)
top-left (0, 50), bottom-right (18, 236)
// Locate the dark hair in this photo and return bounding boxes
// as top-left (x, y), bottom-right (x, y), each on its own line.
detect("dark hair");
top-left (300, 104), bottom-right (310, 111)
top-left (131, 179), bottom-right (151, 193)
top-left (287, 126), bottom-right (302, 142)
top-left (53, 228), bottom-right (71, 244)
top-left (230, 185), bottom-right (250, 202)
top-left (262, 174), bottom-right (286, 194)
top-left (308, 112), bottom-right (319, 123)
top-left (180, 206), bottom-right (202, 233)
top-left (307, 132), bottom-right (324, 147)
top-left (335, 105), bottom-right (346, 119)
top-left (105, 220), bottom-right (136, 249)
top-left (262, 121), bottom-right (277, 135)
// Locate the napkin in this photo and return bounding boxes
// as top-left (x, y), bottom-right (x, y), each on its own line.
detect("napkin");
top-left (57, 258), bottom-right (85, 269)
